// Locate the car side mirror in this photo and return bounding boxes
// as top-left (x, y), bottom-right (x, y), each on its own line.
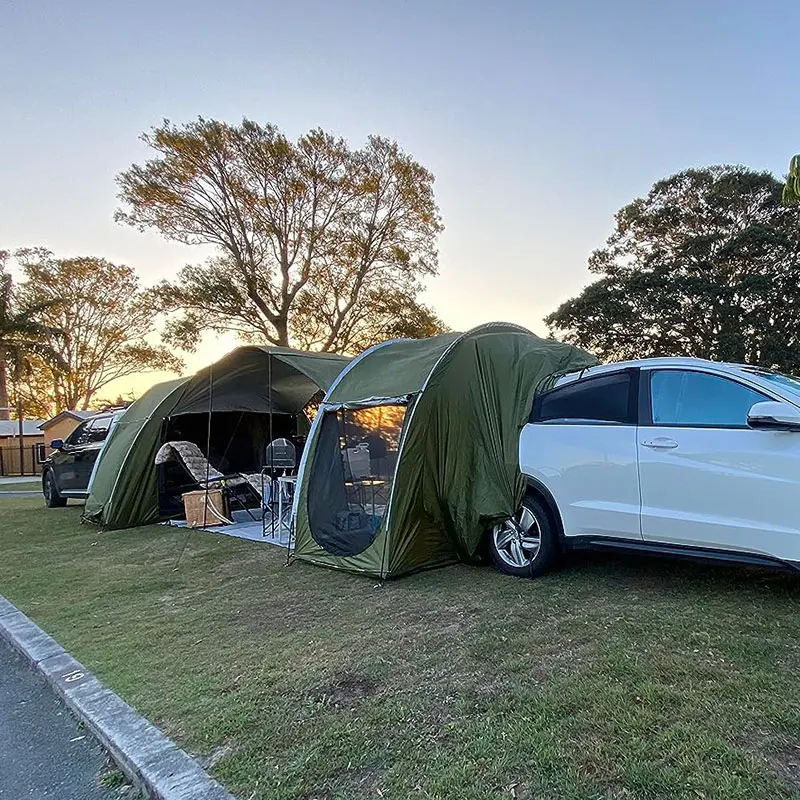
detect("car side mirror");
top-left (50, 439), bottom-right (64, 450)
top-left (747, 401), bottom-right (800, 432)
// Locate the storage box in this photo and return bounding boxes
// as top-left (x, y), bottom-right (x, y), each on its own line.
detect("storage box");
top-left (182, 488), bottom-right (231, 528)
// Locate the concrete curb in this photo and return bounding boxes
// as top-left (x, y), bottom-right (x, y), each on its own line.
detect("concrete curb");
top-left (0, 595), bottom-right (236, 800)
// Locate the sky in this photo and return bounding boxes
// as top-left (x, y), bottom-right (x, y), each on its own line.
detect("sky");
top-left (2, 0), bottom-right (799, 401)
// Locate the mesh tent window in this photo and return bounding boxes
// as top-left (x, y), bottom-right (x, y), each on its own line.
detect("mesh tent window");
top-left (308, 404), bottom-right (407, 556)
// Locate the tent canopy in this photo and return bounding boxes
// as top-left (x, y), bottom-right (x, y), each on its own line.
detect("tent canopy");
top-left (324, 333), bottom-right (462, 406)
top-left (175, 346), bottom-right (349, 415)
top-left (84, 346), bottom-right (349, 530)
top-left (292, 324), bottom-right (597, 579)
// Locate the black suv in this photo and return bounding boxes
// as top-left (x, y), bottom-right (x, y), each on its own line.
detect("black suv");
top-left (42, 412), bottom-right (122, 507)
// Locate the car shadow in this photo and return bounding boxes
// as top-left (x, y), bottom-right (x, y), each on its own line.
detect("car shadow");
top-left (563, 548), bottom-right (800, 598)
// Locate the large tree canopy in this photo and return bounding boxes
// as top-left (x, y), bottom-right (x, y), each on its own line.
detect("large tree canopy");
top-left (116, 118), bottom-right (445, 353)
top-left (547, 166), bottom-right (800, 372)
top-left (14, 249), bottom-right (183, 412)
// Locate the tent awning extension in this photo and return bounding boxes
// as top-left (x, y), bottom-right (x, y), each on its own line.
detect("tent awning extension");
top-left (292, 323), bottom-right (597, 579)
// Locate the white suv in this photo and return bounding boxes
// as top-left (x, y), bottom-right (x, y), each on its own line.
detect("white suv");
top-left (489, 358), bottom-right (800, 578)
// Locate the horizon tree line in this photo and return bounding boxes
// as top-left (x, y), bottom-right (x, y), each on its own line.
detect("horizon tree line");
top-left (5, 119), bottom-right (800, 421)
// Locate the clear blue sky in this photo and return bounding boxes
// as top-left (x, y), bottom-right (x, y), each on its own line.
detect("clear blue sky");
top-left (2, 0), bottom-right (798, 392)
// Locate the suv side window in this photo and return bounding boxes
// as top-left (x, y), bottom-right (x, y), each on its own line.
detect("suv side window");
top-left (532, 371), bottom-right (635, 425)
top-left (649, 370), bottom-right (768, 428)
top-left (66, 420), bottom-right (92, 446)
top-left (86, 416), bottom-right (112, 443)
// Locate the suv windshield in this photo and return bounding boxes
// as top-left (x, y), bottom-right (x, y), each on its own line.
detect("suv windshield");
top-left (745, 369), bottom-right (800, 400)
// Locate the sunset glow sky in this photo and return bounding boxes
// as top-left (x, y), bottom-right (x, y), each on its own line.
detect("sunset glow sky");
top-left (2, 0), bottom-right (798, 400)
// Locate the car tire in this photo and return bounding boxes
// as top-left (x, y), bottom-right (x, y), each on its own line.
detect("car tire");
top-left (43, 470), bottom-right (67, 508)
top-left (489, 493), bottom-right (559, 578)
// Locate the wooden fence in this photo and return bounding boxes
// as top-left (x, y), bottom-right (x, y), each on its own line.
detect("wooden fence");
top-left (0, 443), bottom-right (46, 476)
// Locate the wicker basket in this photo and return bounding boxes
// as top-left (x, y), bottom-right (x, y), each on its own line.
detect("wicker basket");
top-left (182, 488), bottom-right (231, 528)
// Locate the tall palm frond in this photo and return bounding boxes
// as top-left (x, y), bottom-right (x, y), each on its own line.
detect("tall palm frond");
top-left (783, 155), bottom-right (800, 206)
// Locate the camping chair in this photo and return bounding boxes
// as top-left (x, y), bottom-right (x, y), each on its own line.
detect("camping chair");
top-left (262, 438), bottom-right (297, 537)
top-left (341, 442), bottom-right (387, 516)
top-left (264, 438), bottom-right (297, 475)
top-left (155, 441), bottom-right (267, 521)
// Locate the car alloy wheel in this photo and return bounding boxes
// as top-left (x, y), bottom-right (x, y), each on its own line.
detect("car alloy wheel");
top-left (43, 470), bottom-right (67, 508)
top-left (492, 505), bottom-right (541, 569)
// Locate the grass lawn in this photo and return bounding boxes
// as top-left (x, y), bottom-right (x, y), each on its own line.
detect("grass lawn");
top-left (0, 496), bottom-right (798, 800)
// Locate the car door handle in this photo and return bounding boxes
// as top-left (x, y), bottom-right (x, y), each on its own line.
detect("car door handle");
top-left (641, 437), bottom-right (679, 450)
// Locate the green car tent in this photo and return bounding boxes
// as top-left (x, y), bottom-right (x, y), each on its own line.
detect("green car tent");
top-left (291, 323), bottom-right (596, 578)
top-left (84, 346), bottom-right (350, 530)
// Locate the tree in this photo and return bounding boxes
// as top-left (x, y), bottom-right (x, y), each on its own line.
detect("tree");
top-left (8, 365), bottom-right (58, 419)
top-left (13, 249), bottom-right (183, 411)
top-left (0, 251), bottom-right (66, 421)
top-left (116, 118), bottom-right (444, 353)
top-left (291, 286), bottom-right (448, 353)
top-left (89, 393), bottom-right (136, 412)
top-left (546, 166), bottom-right (800, 372)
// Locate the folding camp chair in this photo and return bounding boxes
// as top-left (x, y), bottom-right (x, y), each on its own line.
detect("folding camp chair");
top-left (262, 438), bottom-right (297, 537)
top-left (155, 440), bottom-right (267, 521)
top-left (264, 438), bottom-right (297, 475)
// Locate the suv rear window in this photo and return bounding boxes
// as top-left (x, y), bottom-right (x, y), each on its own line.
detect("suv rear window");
top-left (532, 371), bottom-right (634, 424)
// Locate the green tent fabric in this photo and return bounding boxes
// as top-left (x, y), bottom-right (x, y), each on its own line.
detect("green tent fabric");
top-left (177, 347), bottom-right (352, 414)
top-left (84, 346), bottom-right (349, 530)
top-left (292, 323), bottom-right (596, 579)
top-left (83, 378), bottom-right (187, 529)
top-left (324, 333), bottom-right (462, 404)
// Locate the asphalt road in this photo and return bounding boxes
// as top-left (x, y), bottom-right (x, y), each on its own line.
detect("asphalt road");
top-left (0, 638), bottom-right (128, 799)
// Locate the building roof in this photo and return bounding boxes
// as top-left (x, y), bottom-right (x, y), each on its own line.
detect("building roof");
top-left (0, 420), bottom-right (46, 437)
top-left (38, 410), bottom-right (94, 430)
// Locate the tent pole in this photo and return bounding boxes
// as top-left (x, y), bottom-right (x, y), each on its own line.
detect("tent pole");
top-left (173, 363), bottom-right (214, 572)
top-left (268, 352), bottom-right (273, 445)
top-left (268, 351), bottom-right (274, 537)
top-left (203, 361), bottom-right (214, 529)
top-left (377, 513), bottom-right (390, 582)
top-left (218, 410), bottom-right (244, 467)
